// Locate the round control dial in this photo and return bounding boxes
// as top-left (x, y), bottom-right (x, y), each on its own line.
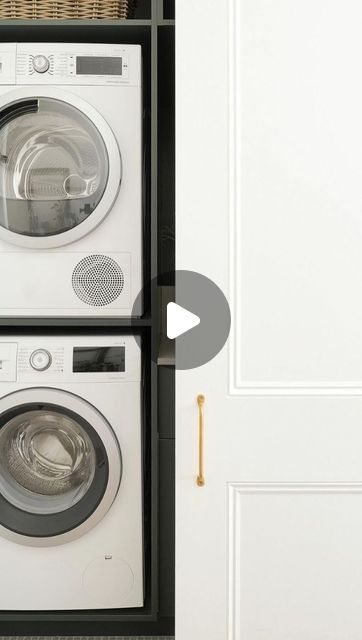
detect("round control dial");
top-left (32, 55), bottom-right (50, 74)
top-left (30, 349), bottom-right (52, 371)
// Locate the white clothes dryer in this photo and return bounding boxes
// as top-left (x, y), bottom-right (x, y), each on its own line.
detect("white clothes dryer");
top-left (0, 43), bottom-right (143, 316)
top-left (0, 334), bottom-right (143, 610)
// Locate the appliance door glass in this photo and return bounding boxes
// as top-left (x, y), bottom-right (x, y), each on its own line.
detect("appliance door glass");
top-left (0, 98), bottom-right (109, 237)
top-left (0, 401), bottom-right (117, 539)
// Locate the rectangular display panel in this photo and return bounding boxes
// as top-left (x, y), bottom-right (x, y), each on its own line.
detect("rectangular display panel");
top-left (76, 56), bottom-right (122, 76)
top-left (73, 347), bottom-right (125, 373)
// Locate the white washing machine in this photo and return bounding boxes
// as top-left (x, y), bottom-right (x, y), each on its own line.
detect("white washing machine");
top-left (0, 43), bottom-right (143, 316)
top-left (0, 334), bottom-right (143, 610)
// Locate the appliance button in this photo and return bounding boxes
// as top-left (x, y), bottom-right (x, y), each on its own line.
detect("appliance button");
top-left (30, 349), bottom-right (52, 371)
top-left (32, 55), bottom-right (50, 73)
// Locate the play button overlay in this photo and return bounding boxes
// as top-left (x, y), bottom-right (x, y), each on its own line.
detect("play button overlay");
top-left (166, 302), bottom-right (200, 339)
top-left (132, 270), bottom-right (230, 369)
top-left (172, 270), bottom-right (230, 369)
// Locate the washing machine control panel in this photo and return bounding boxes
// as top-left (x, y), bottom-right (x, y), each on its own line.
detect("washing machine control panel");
top-left (0, 337), bottom-right (140, 383)
top-left (0, 337), bottom-right (141, 383)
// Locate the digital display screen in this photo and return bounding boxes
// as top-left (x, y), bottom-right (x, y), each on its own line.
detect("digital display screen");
top-left (76, 56), bottom-right (122, 76)
top-left (73, 347), bottom-right (125, 373)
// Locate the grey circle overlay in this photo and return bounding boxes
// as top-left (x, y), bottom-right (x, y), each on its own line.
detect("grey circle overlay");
top-left (132, 270), bottom-right (231, 370)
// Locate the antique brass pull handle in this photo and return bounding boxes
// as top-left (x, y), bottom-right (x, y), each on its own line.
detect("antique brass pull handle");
top-left (197, 394), bottom-right (205, 486)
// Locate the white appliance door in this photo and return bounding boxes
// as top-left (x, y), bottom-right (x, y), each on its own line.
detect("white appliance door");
top-left (176, 1), bottom-right (362, 639)
top-left (0, 387), bottom-right (121, 546)
top-left (0, 87), bottom-right (121, 249)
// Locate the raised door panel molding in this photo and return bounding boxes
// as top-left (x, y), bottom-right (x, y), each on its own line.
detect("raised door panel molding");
top-left (228, 482), bottom-right (362, 639)
top-left (228, 0), bottom-right (362, 395)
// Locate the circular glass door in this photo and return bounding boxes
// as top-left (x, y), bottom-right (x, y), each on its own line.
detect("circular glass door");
top-left (0, 409), bottom-right (97, 515)
top-left (0, 94), bottom-right (121, 248)
top-left (0, 389), bottom-right (122, 544)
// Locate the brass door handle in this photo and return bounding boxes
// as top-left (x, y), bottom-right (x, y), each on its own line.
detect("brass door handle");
top-left (197, 394), bottom-right (205, 486)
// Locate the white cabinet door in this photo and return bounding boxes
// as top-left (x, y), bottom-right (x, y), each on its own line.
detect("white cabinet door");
top-left (176, 1), bottom-right (362, 639)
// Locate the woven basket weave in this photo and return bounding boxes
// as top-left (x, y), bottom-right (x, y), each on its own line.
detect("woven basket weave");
top-left (0, 1), bottom-right (136, 19)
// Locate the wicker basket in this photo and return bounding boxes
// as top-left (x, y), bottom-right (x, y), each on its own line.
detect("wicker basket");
top-left (0, 1), bottom-right (136, 19)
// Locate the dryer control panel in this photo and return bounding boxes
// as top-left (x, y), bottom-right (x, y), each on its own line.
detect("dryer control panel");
top-left (0, 43), bottom-right (141, 86)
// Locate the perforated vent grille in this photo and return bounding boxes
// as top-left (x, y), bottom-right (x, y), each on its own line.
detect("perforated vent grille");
top-left (72, 255), bottom-right (124, 307)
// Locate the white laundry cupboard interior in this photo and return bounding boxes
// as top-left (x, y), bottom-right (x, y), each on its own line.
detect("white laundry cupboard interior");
top-left (0, 0), bottom-right (175, 637)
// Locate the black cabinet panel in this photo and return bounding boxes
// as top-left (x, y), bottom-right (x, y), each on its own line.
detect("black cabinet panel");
top-left (159, 439), bottom-right (175, 617)
top-left (163, 0), bottom-right (175, 19)
top-left (158, 366), bottom-right (175, 438)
